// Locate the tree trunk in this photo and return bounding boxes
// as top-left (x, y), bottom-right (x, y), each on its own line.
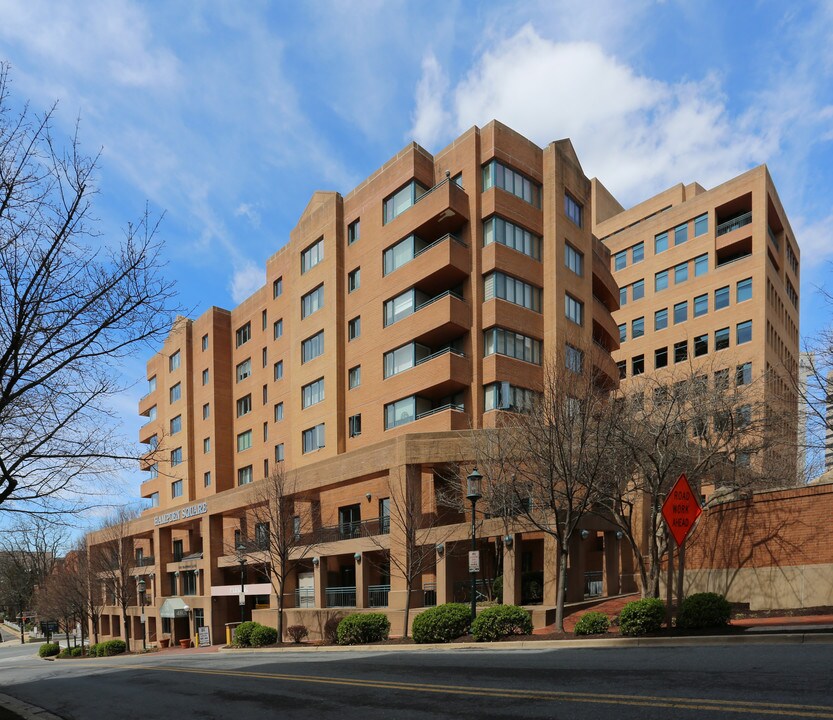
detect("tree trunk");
top-left (276, 580), bottom-right (284, 643)
top-left (402, 580), bottom-right (412, 639)
top-left (93, 616), bottom-right (99, 645)
top-left (555, 546), bottom-right (569, 632)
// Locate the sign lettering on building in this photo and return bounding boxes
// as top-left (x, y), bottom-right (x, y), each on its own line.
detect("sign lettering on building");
top-left (154, 502), bottom-right (208, 527)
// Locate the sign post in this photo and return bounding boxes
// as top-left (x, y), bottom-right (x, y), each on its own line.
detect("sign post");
top-left (661, 473), bottom-right (702, 624)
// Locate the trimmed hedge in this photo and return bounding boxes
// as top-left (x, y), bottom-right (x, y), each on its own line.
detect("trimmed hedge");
top-left (412, 603), bottom-right (470, 644)
top-left (677, 592), bottom-right (731, 630)
top-left (573, 611), bottom-right (610, 636)
top-left (250, 625), bottom-right (278, 647)
top-left (87, 640), bottom-right (125, 656)
top-left (39, 642), bottom-right (60, 658)
top-left (336, 613), bottom-right (390, 645)
top-left (471, 605), bottom-right (532, 642)
top-left (618, 598), bottom-right (666, 636)
top-left (234, 621), bottom-right (261, 647)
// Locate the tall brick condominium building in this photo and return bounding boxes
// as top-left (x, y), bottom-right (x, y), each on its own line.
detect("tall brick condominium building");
top-left (88, 122), bottom-right (798, 646)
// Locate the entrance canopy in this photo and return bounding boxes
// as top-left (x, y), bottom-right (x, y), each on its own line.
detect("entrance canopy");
top-left (159, 598), bottom-right (190, 619)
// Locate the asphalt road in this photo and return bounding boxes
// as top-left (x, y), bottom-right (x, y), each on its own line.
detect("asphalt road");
top-left (2, 640), bottom-right (833, 719)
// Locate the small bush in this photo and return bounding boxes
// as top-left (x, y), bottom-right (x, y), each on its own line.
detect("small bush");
top-left (492, 576), bottom-right (503, 603)
top-left (250, 625), bottom-right (278, 647)
top-left (234, 621), bottom-right (262, 647)
top-left (618, 598), bottom-right (666, 636)
top-left (88, 643), bottom-right (101, 657)
top-left (71, 646), bottom-right (84, 657)
top-left (574, 611), bottom-right (611, 636)
top-left (337, 613), bottom-right (390, 645)
top-left (38, 643), bottom-right (60, 658)
top-left (677, 592), bottom-right (731, 630)
top-left (412, 603), bottom-right (471, 644)
top-left (58, 648), bottom-right (72, 659)
top-left (471, 605), bottom-right (532, 642)
top-left (323, 615), bottom-right (343, 645)
top-left (287, 625), bottom-right (309, 644)
top-left (102, 639), bottom-right (126, 656)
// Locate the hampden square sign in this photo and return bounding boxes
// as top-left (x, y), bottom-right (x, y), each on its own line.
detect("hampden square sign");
top-left (153, 502), bottom-right (208, 527)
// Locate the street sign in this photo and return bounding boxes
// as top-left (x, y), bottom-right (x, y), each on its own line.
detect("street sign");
top-left (468, 551), bottom-right (480, 573)
top-left (661, 473), bottom-right (702, 547)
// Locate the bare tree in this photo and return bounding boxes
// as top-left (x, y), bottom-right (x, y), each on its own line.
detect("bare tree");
top-left (0, 63), bottom-right (178, 516)
top-left (240, 465), bottom-right (318, 642)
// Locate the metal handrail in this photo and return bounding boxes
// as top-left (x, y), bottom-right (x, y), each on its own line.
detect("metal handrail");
top-left (414, 175), bottom-right (465, 204)
top-left (300, 517), bottom-right (390, 545)
top-left (413, 233), bottom-right (467, 259)
top-left (414, 347), bottom-right (466, 366)
top-left (716, 211), bottom-right (752, 237)
top-left (134, 556), bottom-right (156, 568)
top-left (368, 584), bottom-right (390, 608)
top-left (416, 403), bottom-right (465, 420)
top-left (584, 571), bottom-right (603, 598)
top-left (294, 587), bottom-right (315, 608)
top-left (325, 586), bottom-right (357, 608)
top-left (415, 289), bottom-right (464, 312)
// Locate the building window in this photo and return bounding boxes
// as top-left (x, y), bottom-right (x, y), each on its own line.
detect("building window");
top-left (693, 293), bottom-right (708, 318)
top-left (274, 360), bottom-right (283, 380)
top-left (383, 180), bottom-right (429, 224)
top-left (349, 414), bottom-right (362, 438)
top-left (632, 355), bottom-right (645, 376)
top-left (202, 368), bottom-right (209, 385)
top-left (565, 294), bottom-right (584, 325)
top-left (565, 344), bottom-right (583, 373)
top-left (632, 317), bottom-right (645, 338)
top-left (674, 262), bottom-right (688, 284)
top-left (148, 405), bottom-right (157, 421)
top-left (203, 437), bottom-right (210, 454)
top-left (301, 330), bottom-right (324, 363)
top-left (302, 424), bottom-right (326, 453)
top-left (301, 284), bottom-right (324, 319)
top-left (238, 466), bottom-right (253, 486)
top-left (169, 383), bottom-right (181, 403)
top-left (383, 342), bottom-right (435, 377)
top-left (655, 270), bottom-right (668, 292)
top-left (235, 322), bottom-right (251, 348)
top-left (204, 471), bottom-right (211, 487)
top-left (275, 444), bottom-right (284, 462)
top-left (148, 434), bottom-right (158, 449)
top-left (255, 522), bottom-right (269, 551)
top-left (736, 320), bottom-right (752, 345)
top-left (301, 378), bottom-right (325, 409)
top-left (483, 327), bottom-right (542, 365)
top-left (237, 394), bottom-right (252, 417)
top-left (202, 403), bottom-right (210, 419)
top-left (172, 480), bottom-right (183, 498)
top-left (263, 422), bottom-right (268, 442)
top-left (655, 347), bottom-right (668, 369)
top-left (273, 318), bottom-right (283, 339)
top-left (715, 285), bottom-right (730, 310)
top-left (632, 242), bottom-right (644, 264)
top-left (262, 310), bottom-right (268, 331)
top-left (150, 492), bottom-right (159, 508)
top-left (348, 219), bottom-right (360, 245)
top-left (148, 463), bottom-right (158, 479)
top-left (715, 327), bottom-right (730, 351)
top-left (484, 272), bottom-right (542, 312)
top-left (737, 278), bottom-right (752, 303)
top-left (348, 365), bottom-right (361, 389)
top-left (384, 289), bottom-right (421, 326)
top-left (674, 340), bottom-right (688, 363)
top-left (201, 335), bottom-right (208, 351)
top-left (674, 224), bottom-right (688, 245)
top-left (617, 360), bottom-right (627, 379)
top-left (736, 362), bottom-right (752, 386)
top-left (619, 287), bottom-right (627, 307)
top-left (484, 382), bottom-right (539, 412)
top-left (273, 276), bottom-right (283, 298)
top-left (170, 415), bottom-right (182, 434)
top-left (453, 172), bottom-right (463, 187)
top-left (274, 402), bottom-right (284, 421)
top-left (482, 159), bottom-right (541, 208)
top-left (614, 251), bottom-right (627, 272)
top-left (632, 279), bottom-right (645, 301)
top-left (565, 243), bottom-right (583, 275)
top-left (171, 447), bottom-right (182, 466)
top-left (673, 301), bottom-right (688, 324)
top-left (618, 323), bottom-right (627, 343)
top-left (383, 234), bottom-right (438, 276)
top-left (236, 359), bottom-right (251, 382)
top-left (348, 268), bottom-right (360, 293)
top-left (655, 232), bottom-right (668, 254)
top-left (694, 214), bottom-right (708, 237)
top-left (262, 382), bottom-right (268, 405)
top-left (384, 396), bottom-right (419, 429)
top-left (655, 308), bottom-right (668, 331)
top-left (301, 237), bottom-right (324, 274)
top-left (237, 430), bottom-right (252, 452)
top-left (147, 376), bottom-right (157, 394)
top-left (564, 193), bottom-right (583, 227)
top-left (694, 254), bottom-right (708, 277)
top-left (262, 347), bottom-right (268, 368)
top-left (348, 316), bottom-right (361, 340)
top-left (169, 351), bottom-right (181, 371)
top-left (694, 334), bottom-right (708, 357)
top-left (483, 216), bottom-right (542, 261)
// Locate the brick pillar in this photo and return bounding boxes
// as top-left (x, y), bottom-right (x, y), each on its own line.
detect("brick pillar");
top-left (313, 557), bottom-right (327, 609)
top-left (355, 553), bottom-right (368, 608)
top-left (502, 534), bottom-right (521, 605)
top-left (603, 531), bottom-right (621, 596)
top-left (566, 534), bottom-right (586, 602)
top-left (436, 542), bottom-right (451, 605)
top-left (543, 533), bottom-right (559, 606)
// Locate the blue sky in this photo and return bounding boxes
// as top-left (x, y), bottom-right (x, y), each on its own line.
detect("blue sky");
top-left (1, 0), bottom-right (831, 516)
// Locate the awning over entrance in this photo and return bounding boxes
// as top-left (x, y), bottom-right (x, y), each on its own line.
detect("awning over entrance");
top-left (159, 598), bottom-right (190, 619)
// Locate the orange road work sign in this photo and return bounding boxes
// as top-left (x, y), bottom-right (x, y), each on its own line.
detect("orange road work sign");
top-left (661, 473), bottom-right (702, 546)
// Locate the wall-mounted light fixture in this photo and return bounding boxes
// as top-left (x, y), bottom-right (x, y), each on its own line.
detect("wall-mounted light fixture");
top-left (435, 543), bottom-right (445, 557)
top-left (354, 552), bottom-right (362, 563)
top-left (365, 492), bottom-right (372, 501)
top-left (174, 570), bottom-right (180, 577)
top-left (503, 535), bottom-right (514, 549)
top-left (580, 529), bottom-right (590, 540)
top-left (312, 556), bottom-right (320, 567)
top-left (615, 530), bottom-right (624, 540)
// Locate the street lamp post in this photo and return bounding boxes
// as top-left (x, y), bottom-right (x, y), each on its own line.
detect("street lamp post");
top-left (237, 543), bottom-right (247, 623)
top-left (466, 467), bottom-right (483, 624)
top-left (137, 578), bottom-right (147, 651)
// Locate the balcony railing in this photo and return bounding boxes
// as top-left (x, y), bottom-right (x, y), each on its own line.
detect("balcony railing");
top-left (416, 402), bottom-right (465, 421)
top-left (415, 289), bottom-right (464, 313)
top-left (716, 211), bottom-right (752, 237)
top-left (414, 346), bottom-right (466, 367)
top-left (368, 584), bottom-right (390, 608)
top-left (294, 587), bottom-right (314, 608)
top-left (422, 582), bottom-right (437, 607)
top-left (412, 232), bottom-right (467, 260)
top-left (304, 517), bottom-right (391, 545)
top-left (134, 556), bottom-right (155, 568)
top-left (584, 571), bottom-right (603, 598)
top-left (326, 586), bottom-right (357, 608)
top-left (767, 225), bottom-right (780, 251)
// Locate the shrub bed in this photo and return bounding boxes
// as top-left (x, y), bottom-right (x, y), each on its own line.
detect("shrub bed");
top-left (677, 592), bottom-right (731, 630)
top-left (233, 621), bottom-right (262, 647)
top-left (39, 642), bottom-right (60, 658)
top-left (471, 605), bottom-right (532, 642)
top-left (250, 625), bottom-right (278, 647)
top-left (573, 611), bottom-right (610, 636)
top-left (412, 603), bottom-right (470, 644)
top-left (618, 598), bottom-right (666, 636)
top-left (336, 613), bottom-right (390, 645)
top-left (101, 639), bottom-right (126, 656)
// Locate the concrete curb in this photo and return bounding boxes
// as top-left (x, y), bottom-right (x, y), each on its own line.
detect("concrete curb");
top-left (217, 630), bottom-right (833, 654)
top-left (0, 692), bottom-right (63, 720)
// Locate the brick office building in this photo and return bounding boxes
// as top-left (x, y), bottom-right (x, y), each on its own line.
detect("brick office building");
top-left (87, 121), bottom-right (800, 646)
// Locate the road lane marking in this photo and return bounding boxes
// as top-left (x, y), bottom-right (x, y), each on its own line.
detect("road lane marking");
top-left (89, 663), bottom-right (833, 718)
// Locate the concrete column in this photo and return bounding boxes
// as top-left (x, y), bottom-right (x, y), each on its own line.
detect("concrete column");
top-left (355, 553), bottom-right (368, 609)
top-left (566, 534), bottom-right (587, 603)
top-left (435, 543), bottom-right (451, 605)
top-left (502, 534), bottom-right (522, 605)
top-left (603, 532), bottom-right (621, 596)
top-left (543, 533), bottom-right (559, 606)
top-left (313, 557), bottom-right (327, 609)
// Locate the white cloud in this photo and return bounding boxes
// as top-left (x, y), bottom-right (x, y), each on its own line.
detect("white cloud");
top-left (791, 213), bottom-right (833, 268)
top-left (235, 202), bottom-right (262, 228)
top-left (229, 260), bottom-right (264, 305)
top-left (409, 53), bottom-right (452, 148)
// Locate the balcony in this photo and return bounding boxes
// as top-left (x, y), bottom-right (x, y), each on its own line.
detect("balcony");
top-left (592, 249), bottom-right (619, 312)
top-left (716, 210), bottom-right (752, 237)
top-left (593, 296), bottom-right (620, 350)
top-left (482, 299), bottom-right (543, 340)
top-left (481, 240), bottom-right (543, 287)
top-left (326, 586), bottom-right (357, 608)
top-left (382, 233), bottom-right (470, 295)
top-left (482, 353), bottom-right (543, 389)
top-left (383, 347), bottom-right (470, 400)
top-left (294, 587), bottom-right (314, 608)
top-left (387, 291), bottom-right (470, 349)
top-left (384, 177), bottom-right (469, 242)
top-left (300, 517), bottom-right (391, 546)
